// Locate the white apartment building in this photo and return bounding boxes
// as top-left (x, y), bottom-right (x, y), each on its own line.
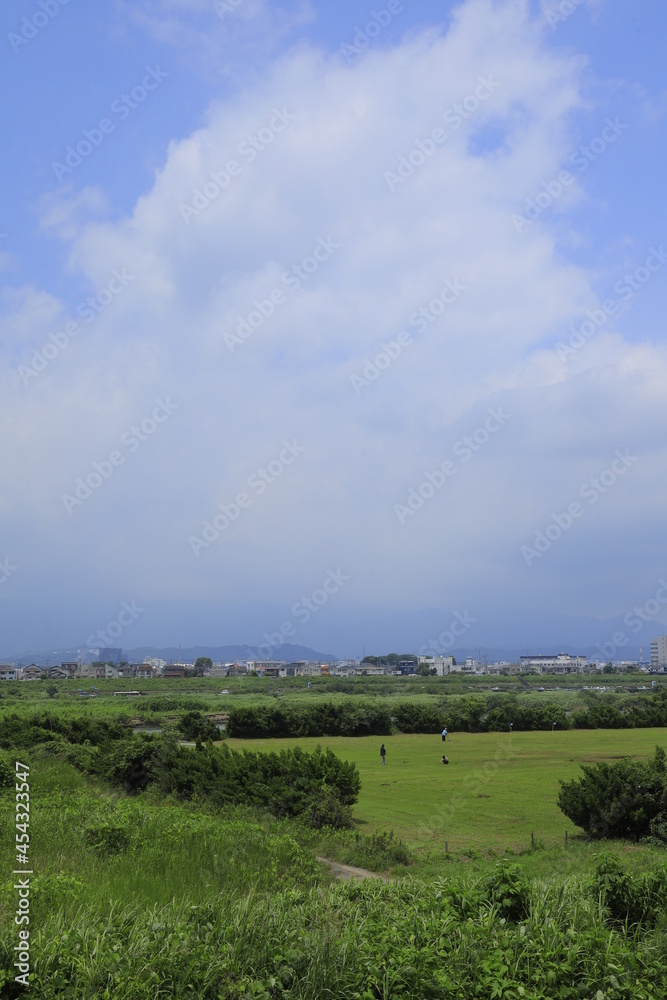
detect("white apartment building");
top-left (650, 636), bottom-right (667, 667)
top-left (418, 655), bottom-right (455, 676)
top-left (519, 653), bottom-right (587, 674)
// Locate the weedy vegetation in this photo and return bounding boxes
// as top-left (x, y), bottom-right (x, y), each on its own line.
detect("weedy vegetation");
top-left (0, 683), bottom-right (666, 996)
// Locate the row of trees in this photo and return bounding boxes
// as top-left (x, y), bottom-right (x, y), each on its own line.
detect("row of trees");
top-left (228, 690), bottom-right (667, 738)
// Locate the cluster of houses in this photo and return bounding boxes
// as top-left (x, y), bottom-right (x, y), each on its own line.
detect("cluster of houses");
top-left (420, 653), bottom-right (664, 675)
top-left (0, 658), bottom-right (360, 681)
top-left (1, 650), bottom-right (664, 682)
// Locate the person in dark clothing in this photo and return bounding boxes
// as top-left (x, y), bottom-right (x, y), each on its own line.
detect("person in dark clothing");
top-left (380, 744), bottom-right (386, 765)
top-left (441, 755), bottom-right (449, 765)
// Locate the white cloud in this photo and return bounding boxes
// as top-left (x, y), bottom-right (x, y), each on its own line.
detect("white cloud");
top-left (2, 0), bottom-right (666, 647)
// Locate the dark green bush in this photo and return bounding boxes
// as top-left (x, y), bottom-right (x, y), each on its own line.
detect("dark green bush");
top-left (304, 785), bottom-right (353, 830)
top-left (177, 711), bottom-right (219, 742)
top-left (227, 701), bottom-right (393, 738)
top-left (0, 713), bottom-right (127, 750)
top-left (54, 732), bottom-right (361, 828)
top-left (480, 861), bottom-right (531, 922)
top-left (558, 746), bottom-right (667, 840)
top-left (593, 854), bottom-right (667, 927)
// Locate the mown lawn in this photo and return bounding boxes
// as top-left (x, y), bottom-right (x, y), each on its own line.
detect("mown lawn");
top-left (227, 728), bottom-right (667, 851)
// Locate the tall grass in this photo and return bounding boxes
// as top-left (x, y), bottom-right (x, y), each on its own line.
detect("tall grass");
top-left (1, 760), bottom-right (666, 997)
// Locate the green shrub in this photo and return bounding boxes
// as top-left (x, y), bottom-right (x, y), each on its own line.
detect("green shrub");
top-left (227, 701), bottom-right (393, 738)
top-left (304, 785), bottom-right (352, 830)
top-left (480, 861), bottom-right (531, 922)
top-left (53, 731), bottom-right (361, 826)
top-left (177, 711), bottom-right (219, 742)
top-left (557, 746), bottom-right (667, 840)
top-left (593, 853), bottom-right (667, 927)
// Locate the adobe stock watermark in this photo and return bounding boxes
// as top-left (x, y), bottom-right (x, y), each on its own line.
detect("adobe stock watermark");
top-left (250, 569), bottom-right (350, 660)
top-left (189, 440), bottom-right (306, 555)
top-left (512, 118), bottom-right (628, 234)
top-left (8, 0), bottom-right (73, 55)
top-left (179, 108), bottom-right (295, 223)
top-left (596, 579), bottom-right (667, 661)
top-left (213, 0), bottom-right (245, 20)
top-left (556, 246), bottom-right (667, 362)
top-left (340, 0), bottom-right (409, 64)
top-left (0, 558), bottom-right (18, 586)
top-left (61, 398), bottom-right (179, 514)
top-left (384, 75), bottom-right (501, 192)
top-left (86, 600), bottom-right (145, 648)
top-left (520, 450), bottom-right (639, 567)
top-left (350, 278), bottom-right (467, 394)
top-left (18, 268), bottom-right (135, 385)
top-left (224, 236), bottom-right (339, 353)
top-left (419, 611), bottom-right (477, 657)
top-left (51, 68), bottom-right (169, 182)
top-left (394, 407), bottom-right (510, 524)
top-left (543, 0), bottom-right (589, 29)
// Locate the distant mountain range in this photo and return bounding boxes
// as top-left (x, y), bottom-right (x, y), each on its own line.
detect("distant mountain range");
top-left (0, 643), bottom-right (338, 667)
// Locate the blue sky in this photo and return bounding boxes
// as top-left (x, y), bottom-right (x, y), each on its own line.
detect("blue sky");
top-left (1, 0), bottom-right (667, 659)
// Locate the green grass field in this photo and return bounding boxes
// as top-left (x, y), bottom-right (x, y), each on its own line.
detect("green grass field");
top-left (2, 724), bottom-right (667, 996)
top-left (228, 728), bottom-right (667, 852)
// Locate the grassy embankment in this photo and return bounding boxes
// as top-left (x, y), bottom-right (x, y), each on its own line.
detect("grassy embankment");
top-left (1, 738), bottom-right (667, 998)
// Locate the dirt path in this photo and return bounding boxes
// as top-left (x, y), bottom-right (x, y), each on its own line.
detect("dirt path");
top-left (316, 856), bottom-right (389, 882)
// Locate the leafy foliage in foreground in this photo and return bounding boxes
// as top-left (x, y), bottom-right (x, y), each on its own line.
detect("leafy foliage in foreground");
top-left (57, 733), bottom-right (361, 828)
top-left (176, 710), bottom-right (220, 742)
top-left (1, 759), bottom-right (667, 997)
top-left (1, 820), bottom-right (667, 999)
top-left (558, 746), bottom-right (667, 841)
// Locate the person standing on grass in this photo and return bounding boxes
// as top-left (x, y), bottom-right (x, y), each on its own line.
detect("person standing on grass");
top-left (442, 727), bottom-right (447, 742)
top-left (380, 743), bottom-right (386, 765)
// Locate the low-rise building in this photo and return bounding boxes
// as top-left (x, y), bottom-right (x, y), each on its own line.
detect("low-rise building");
top-left (447, 658), bottom-right (484, 674)
top-left (354, 664), bottom-right (386, 676)
top-left (330, 662), bottom-right (356, 676)
top-left (0, 665), bottom-right (18, 681)
top-left (163, 665), bottom-right (187, 678)
top-left (257, 662), bottom-right (287, 677)
top-left (77, 663), bottom-right (101, 679)
top-left (144, 657), bottom-right (166, 670)
top-left (209, 665), bottom-right (229, 678)
top-left (418, 655), bottom-right (455, 676)
top-left (519, 653), bottom-right (587, 674)
top-left (21, 665), bottom-right (43, 681)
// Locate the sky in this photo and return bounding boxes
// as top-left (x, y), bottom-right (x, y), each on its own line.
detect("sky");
top-left (1, 0), bottom-right (667, 661)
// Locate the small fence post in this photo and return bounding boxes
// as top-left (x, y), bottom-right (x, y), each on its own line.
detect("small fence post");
top-left (445, 841), bottom-right (448, 854)
top-left (565, 830), bottom-right (568, 845)
top-left (531, 831), bottom-right (534, 848)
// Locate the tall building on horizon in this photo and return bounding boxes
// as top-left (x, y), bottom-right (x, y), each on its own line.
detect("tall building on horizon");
top-left (649, 637), bottom-right (667, 668)
top-left (97, 647), bottom-right (123, 664)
